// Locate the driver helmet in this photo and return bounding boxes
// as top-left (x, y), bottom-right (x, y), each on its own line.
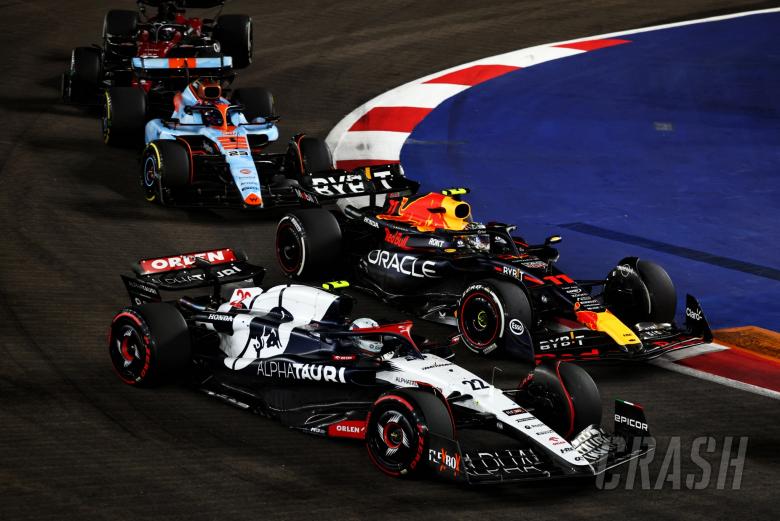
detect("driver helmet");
top-left (157, 25), bottom-right (177, 42)
top-left (349, 317), bottom-right (382, 355)
top-left (200, 107), bottom-right (223, 127)
top-left (193, 78), bottom-right (222, 102)
top-left (464, 221), bottom-right (490, 252)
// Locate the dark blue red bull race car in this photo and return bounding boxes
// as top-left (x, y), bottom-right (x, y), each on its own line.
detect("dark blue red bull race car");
top-left (275, 188), bottom-right (713, 363)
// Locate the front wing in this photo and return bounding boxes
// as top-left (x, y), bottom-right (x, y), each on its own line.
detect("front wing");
top-left (426, 400), bottom-right (655, 485)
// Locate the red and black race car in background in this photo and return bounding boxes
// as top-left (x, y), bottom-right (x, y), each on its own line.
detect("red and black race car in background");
top-left (61, 1), bottom-right (252, 105)
top-left (275, 188), bottom-right (713, 364)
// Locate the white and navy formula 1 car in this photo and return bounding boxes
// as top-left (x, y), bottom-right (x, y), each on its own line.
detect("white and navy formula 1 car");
top-left (136, 77), bottom-right (416, 208)
top-left (109, 248), bottom-right (653, 484)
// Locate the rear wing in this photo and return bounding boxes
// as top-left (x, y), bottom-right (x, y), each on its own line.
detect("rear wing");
top-left (122, 247), bottom-right (265, 305)
top-left (295, 163), bottom-right (419, 206)
top-left (131, 56), bottom-right (234, 80)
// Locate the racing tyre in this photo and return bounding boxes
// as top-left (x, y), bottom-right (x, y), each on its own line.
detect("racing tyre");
top-left (457, 279), bottom-right (533, 356)
top-left (275, 208), bottom-right (341, 279)
top-left (108, 304), bottom-right (191, 386)
top-left (103, 87), bottom-right (146, 146)
top-left (232, 87), bottom-right (275, 121)
top-left (63, 47), bottom-right (102, 103)
top-left (604, 258), bottom-right (676, 326)
top-left (103, 9), bottom-right (138, 39)
top-left (366, 388), bottom-right (455, 478)
top-left (141, 140), bottom-right (190, 204)
top-left (291, 135), bottom-right (333, 176)
top-left (215, 14), bottom-right (253, 69)
top-left (521, 360), bottom-right (602, 440)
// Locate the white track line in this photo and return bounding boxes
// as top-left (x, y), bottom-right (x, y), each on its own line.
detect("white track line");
top-left (651, 358), bottom-right (780, 400)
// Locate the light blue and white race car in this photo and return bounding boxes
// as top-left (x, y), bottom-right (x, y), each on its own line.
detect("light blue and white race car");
top-left (139, 76), bottom-right (415, 209)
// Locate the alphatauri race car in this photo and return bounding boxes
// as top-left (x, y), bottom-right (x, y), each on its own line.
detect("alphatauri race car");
top-left (275, 188), bottom-right (713, 363)
top-left (62, 1), bottom-right (252, 105)
top-left (109, 248), bottom-right (653, 484)
top-left (136, 78), bottom-right (416, 208)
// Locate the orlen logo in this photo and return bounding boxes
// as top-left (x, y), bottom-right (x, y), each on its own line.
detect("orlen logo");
top-left (327, 420), bottom-right (366, 439)
top-left (614, 414), bottom-right (648, 432)
top-left (686, 307), bottom-right (703, 321)
top-left (139, 249), bottom-right (237, 274)
top-left (239, 168), bottom-right (252, 175)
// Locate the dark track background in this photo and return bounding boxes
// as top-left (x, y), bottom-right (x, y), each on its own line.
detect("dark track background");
top-left (1, 1), bottom-right (778, 520)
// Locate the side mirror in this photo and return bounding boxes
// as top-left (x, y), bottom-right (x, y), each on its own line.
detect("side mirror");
top-left (184, 106), bottom-right (193, 115)
top-left (545, 235), bottom-right (562, 246)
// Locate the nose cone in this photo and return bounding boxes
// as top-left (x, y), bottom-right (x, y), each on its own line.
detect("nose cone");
top-left (244, 193), bottom-right (262, 206)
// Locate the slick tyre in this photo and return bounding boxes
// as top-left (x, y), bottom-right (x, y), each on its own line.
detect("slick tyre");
top-left (215, 14), bottom-right (253, 68)
top-left (521, 360), bottom-right (602, 440)
top-left (604, 258), bottom-right (676, 326)
top-left (457, 279), bottom-right (533, 356)
top-left (292, 135), bottom-right (333, 176)
top-left (103, 9), bottom-right (138, 39)
top-left (141, 140), bottom-right (190, 204)
top-left (276, 209), bottom-right (342, 279)
top-left (103, 87), bottom-right (146, 146)
top-left (232, 87), bottom-right (275, 121)
top-left (64, 47), bottom-right (102, 103)
top-left (366, 389), bottom-right (455, 478)
top-left (109, 304), bottom-right (191, 386)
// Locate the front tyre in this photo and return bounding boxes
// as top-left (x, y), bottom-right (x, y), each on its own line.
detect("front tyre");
top-left (604, 257), bottom-right (676, 326)
top-left (458, 279), bottom-right (533, 356)
top-left (103, 87), bottom-right (146, 146)
top-left (275, 209), bottom-right (341, 279)
top-left (520, 360), bottom-right (602, 440)
top-left (365, 389), bottom-right (454, 478)
top-left (108, 304), bottom-right (191, 386)
top-left (141, 140), bottom-right (190, 204)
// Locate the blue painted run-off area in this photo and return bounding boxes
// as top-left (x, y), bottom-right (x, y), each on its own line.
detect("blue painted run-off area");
top-left (401, 12), bottom-right (780, 331)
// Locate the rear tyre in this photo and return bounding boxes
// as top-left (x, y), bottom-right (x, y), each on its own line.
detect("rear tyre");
top-left (64, 47), bottom-right (102, 103)
top-left (108, 304), bottom-right (191, 386)
top-left (103, 9), bottom-right (138, 39)
top-left (275, 209), bottom-right (342, 279)
top-left (102, 87), bottom-right (146, 146)
top-left (215, 14), bottom-right (253, 69)
top-left (604, 258), bottom-right (677, 326)
top-left (232, 87), bottom-right (275, 121)
top-left (365, 389), bottom-right (455, 478)
top-left (141, 140), bottom-right (191, 205)
top-left (457, 279), bottom-right (533, 356)
top-left (521, 360), bottom-right (602, 440)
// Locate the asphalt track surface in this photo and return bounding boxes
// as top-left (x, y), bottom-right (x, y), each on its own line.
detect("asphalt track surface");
top-left (0, 1), bottom-right (778, 520)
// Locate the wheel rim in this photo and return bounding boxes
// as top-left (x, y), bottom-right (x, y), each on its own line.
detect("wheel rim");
top-left (276, 221), bottom-right (303, 274)
top-left (460, 291), bottom-right (501, 349)
top-left (109, 324), bottom-right (149, 384)
top-left (142, 155), bottom-right (158, 202)
top-left (368, 408), bottom-right (417, 473)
